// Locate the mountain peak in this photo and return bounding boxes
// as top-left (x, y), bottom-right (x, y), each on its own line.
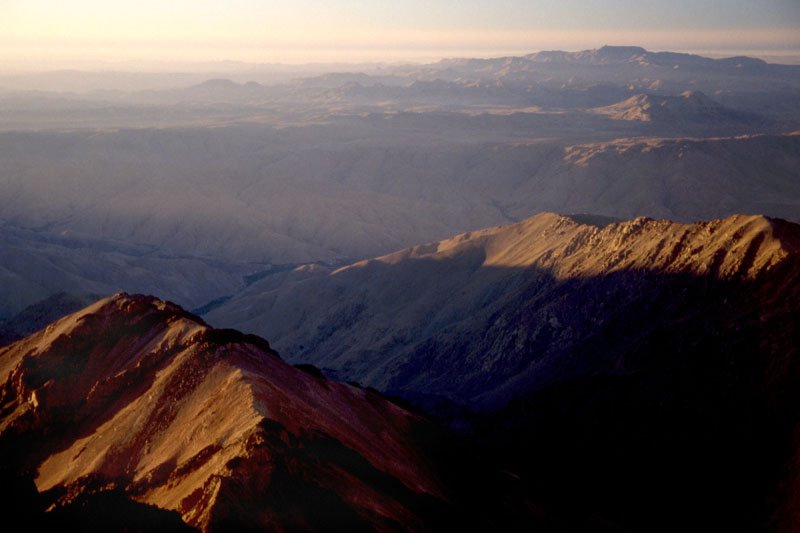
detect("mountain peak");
top-left (0, 293), bottom-right (452, 531)
top-left (526, 45), bottom-right (650, 65)
top-left (597, 45), bottom-right (648, 56)
top-left (205, 210), bottom-right (800, 416)
top-left (592, 91), bottom-right (753, 124)
top-left (355, 211), bottom-right (795, 280)
top-left (195, 78), bottom-right (239, 88)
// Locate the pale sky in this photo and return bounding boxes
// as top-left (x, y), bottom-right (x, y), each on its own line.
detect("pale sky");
top-left (1, 0), bottom-right (799, 67)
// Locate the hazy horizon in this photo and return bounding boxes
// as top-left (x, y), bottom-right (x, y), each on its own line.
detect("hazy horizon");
top-left (3, 3), bottom-right (800, 530)
top-left (2, 0), bottom-right (799, 70)
top-left (3, 46), bottom-right (800, 74)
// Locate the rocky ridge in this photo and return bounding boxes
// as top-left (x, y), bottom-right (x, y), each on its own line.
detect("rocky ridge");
top-left (208, 211), bottom-right (800, 530)
top-left (0, 294), bottom-right (457, 531)
top-left (208, 212), bottom-right (800, 406)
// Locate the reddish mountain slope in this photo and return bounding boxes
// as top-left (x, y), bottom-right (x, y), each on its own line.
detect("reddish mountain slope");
top-left (0, 294), bottom-right (455, 531)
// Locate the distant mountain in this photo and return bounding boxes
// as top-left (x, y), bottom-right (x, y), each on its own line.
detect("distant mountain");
top-left (1, 45), bottom-right (798, 376)
top-left (0, 292), bottom-right (101, 345)
top-left (2, 127), bottom-right (798, 267)
top-left (0, 221), bottom-right (254, 320)
top-left (3, 127), bottom-right (798, 319)
top-left (432, 45), bottom-right (796, 83)
top-left (290, 71), bottom-right (390, 88)
top-left (185, 78), bottom-right (266, 97)
top-left (2, 45), bottom-right (800, 530)
top-left (424, 46), bottom-right (800, 118)
top-left (0, 294), bottom-right (504, 531)
top-left (592, 90), bottom-right (763, 127)
top-left (208, 211), bottom-right (800, 530)
top-left (524, 45), bottom-right (768, 68)
top-left (526, 45), bottom-right (649, 64)
top-left (6, 46), bottom-right (795, 118)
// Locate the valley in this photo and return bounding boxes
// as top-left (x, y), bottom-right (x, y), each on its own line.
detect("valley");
top-left (2, 45), bottom-right (800, 530)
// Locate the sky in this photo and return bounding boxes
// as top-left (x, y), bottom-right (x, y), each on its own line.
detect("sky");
top-left (1, 0), bottom-right (799, 68)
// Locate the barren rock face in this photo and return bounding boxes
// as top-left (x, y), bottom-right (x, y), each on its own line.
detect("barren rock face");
top-left (591, 91), bottom-right (756, 125)
top-left (0, 294), bottom-right (453, 531)
top-left (209, 212), bottom-right (800, 407)
top-left (204, 211), bottom-right (800, 531)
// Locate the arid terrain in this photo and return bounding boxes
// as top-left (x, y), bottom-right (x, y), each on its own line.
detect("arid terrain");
top-left (2, 46), bottom-right (800, 531)
top-left (0, 294), bottom-right (478, 530)
top-left (1, 46), bottom-right (799, 320)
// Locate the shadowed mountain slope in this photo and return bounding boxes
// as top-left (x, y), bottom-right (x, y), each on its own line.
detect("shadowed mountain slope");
top-left (592, 91), bottom-right (762, 127)
top-left (2, 127), bottom-right (799, 320)
top-left (0, 294), bottom-right (485, 531)
top-left (209, 212), bottom-right (800, 406)
top-left (0, 292), bottom-right (101, 346)
top-left (208, 211), bottom-right (800, 530)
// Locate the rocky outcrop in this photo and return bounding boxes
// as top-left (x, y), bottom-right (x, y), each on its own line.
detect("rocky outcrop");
top-left (209, 212), bottom-right (800, 406)
top-left (208, 211), bottom-right (800, 531)
top-left (0, 294), bottom-right (456, 531)
top-left (591, 91), bottom-right (759, 126)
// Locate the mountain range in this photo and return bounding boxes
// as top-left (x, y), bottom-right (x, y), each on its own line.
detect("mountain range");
top-left (2, 210), bottom-right (799, 530)
top-left (205, 211), bottom-right (800, 530)
top-left (1, 47), bottom-right (798, 321)
top-left (0, 294), bottom-right (537, 531)
top-left (591, 90), bottom-right (763, 126)
top-left (208, 212), bottom-right (800, 405)
top-left (2, 46), bottom-right (800, 530)
top-left (1, 127), bottom-right (798, 320)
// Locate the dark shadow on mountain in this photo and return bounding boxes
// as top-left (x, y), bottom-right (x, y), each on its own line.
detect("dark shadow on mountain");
top-left (44, 489), bottom-right (198, 533)
top-left (563, 213), bottom-right (621, 228)
top-left (0, 466), bottom-right (197, 532)
top-left (270, 245), bottom-right (800, 532)
top-left (0, 292), bottom-right (106, 347)
top-left (0, 297), bottom-right (213, 475)
top-left (3, 242), bottom-right (799, 531)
